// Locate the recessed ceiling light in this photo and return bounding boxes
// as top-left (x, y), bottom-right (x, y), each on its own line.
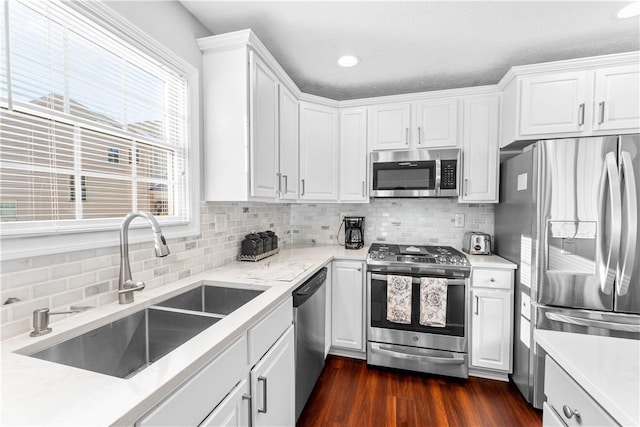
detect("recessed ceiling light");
top-left (337, 55), bottom-right (359, 68)
top-left (617, 2), bottom-right (640, 18)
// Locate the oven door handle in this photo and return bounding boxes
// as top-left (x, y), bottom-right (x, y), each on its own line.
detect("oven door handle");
top-left (370, 273), bottom-right (465, 286)
top-left (370, 343), bottom-right (466, 365)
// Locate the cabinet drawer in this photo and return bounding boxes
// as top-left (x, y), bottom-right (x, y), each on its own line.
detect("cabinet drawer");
top-left (472, 269), bottom-right (512, 290)
top-left (137, 335), bottom-right (248, 427)
top-left (248, 296), bottom-right (293, 365)
top-left (544, 355), bottom-right (617, 427)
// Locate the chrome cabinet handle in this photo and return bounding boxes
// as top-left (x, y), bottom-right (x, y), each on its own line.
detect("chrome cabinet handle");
top-left (464, 178), bottom-right (468, 197)
top-left (418, 126), bottom-right (422, 145)
top-left (301, 179), bottom-right (305, 196)
top-left (405, 127), bottom-right (409, 145)
top-left (258, 376), bottom-right (267, 413)
top-left (361, 181), bottom-right (365, 197)
top-left (598, 101), bottom-right (605, 125)
top-left (562, 404), bottom-right (580, 420)
top-left (474, 296), bottom-right (479, 315)
top-left (283, 175), bottom-right (288, 194)
top-left (242, 394), bottom-right (252, 425)
top-left (578, 103), bottom-right (585, 126)
top-left (276, 173), bottom-right (281, 194)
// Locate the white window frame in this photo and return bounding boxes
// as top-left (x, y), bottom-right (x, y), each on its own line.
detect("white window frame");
top-left (0, 1), bottom-right (200, 261)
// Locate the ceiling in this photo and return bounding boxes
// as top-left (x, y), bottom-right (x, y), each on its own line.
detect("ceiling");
top-left (180, 1), bottom-right (640, 101)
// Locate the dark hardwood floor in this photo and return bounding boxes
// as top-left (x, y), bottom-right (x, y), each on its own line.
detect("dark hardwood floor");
top-left (297, 356), bottom-right (542, 427)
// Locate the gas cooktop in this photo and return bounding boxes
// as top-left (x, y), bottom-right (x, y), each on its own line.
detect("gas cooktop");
top-left (367, 243), bottom-right (470, 276)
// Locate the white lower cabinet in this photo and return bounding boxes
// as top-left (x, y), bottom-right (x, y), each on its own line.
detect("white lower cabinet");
top-left (250, 326), bottom-right (295, 427)
top-left (136, 335), bottom-right (248, 427)
top-left (136, 298), bottom-right (294, 427)
top-left (470, 289), bottom-right (511, 371)
top-left (469, 267), bottom-right (514, 378)
top-left (544, 355), bottom-right (617, 426)
top-left (200, 379), bottom-right (250, 427)
top-left (331, 260), bottom-right (365, 354)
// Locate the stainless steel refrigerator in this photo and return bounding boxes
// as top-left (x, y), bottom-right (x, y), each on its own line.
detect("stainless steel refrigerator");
top-left (495, 134), bottom-right (640, 409)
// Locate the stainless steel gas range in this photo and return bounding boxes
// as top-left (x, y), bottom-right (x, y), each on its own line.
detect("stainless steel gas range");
top-left (366, 243), bottom-right (471, 378)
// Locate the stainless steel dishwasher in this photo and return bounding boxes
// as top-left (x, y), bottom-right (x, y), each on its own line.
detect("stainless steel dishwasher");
top-left (293, 267), bottom-right (327, 421)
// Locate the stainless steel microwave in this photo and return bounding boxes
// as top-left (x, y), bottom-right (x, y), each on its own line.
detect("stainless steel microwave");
top-left (370, 149), bottom-right (459, 198)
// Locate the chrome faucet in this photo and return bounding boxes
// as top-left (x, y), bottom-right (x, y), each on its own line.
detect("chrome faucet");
top-left (30, 306), bottom-right (92, 337)
top-left (119, 210), bottom-right (170, 304)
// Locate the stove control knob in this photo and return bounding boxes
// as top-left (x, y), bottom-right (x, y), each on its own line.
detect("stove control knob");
top-left (379, 253), bottom-right (386, 259)
top-left (370, 253), bottom-right (377, 259)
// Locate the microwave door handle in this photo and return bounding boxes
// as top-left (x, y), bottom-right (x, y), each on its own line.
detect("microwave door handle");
top-left (617, 151), bottom-right (637, 296)
top-left (596, 152), bottom-right (622, 295)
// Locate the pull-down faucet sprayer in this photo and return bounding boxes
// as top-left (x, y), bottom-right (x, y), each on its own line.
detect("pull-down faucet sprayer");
top-left (119, 210), bottom-right (170, 304)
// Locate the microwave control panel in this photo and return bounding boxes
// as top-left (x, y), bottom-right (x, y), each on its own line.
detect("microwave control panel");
top-left (441, 160), bottom-right (457, 190)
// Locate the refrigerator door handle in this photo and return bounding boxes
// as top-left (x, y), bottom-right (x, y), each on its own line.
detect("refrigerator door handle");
top-left (545, 311), bottom-right (640, 333)
top-left (617, 151), bottom-right (637, 296)
top-left (597, 152), bottom-right (622, 295)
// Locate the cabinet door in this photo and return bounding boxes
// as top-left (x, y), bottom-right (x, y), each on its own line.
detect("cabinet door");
top-left (520, 71), bottom-right (589, 135)
top-left (331, 260), bottom-right (365, 351)
top-left (415, 98), bottom-right (458, 148)
top-left (339, 107), bottom-right (368, 201)
top-left (200, 379), bottom-right (250, 427)
top-left (279, 85), bottom-right (299, 200)
top-left (460, 94), bottom-right (499, 203)
top-left (471, 289), bottom-right (512, 372)
top-left (251, 326), bottom-right (295, 427)
top-left (299, 102), bottom-right (339, 200)
top-left (593, 64), bottom-right (640, 131)
top-left (371, 102), bottom-right (411, 150)
top-left (249, 51), bottom-right (279, 199)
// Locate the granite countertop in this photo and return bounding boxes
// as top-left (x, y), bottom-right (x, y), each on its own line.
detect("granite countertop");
top-left (1, 243), bottom-right (511, 426)
top-left (535, 330), bottom-right (640, 426)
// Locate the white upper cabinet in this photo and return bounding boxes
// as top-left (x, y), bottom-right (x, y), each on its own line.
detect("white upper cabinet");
top-left (593, 64), bottom-right (640, 131)
top-left (415, 98), bottom-right (459, 148)
top-left (339, 107), bottom-right (368, 202)
top-left (278, 85), bottom-right (299, 200)
top-left (198, 31), bottom-right (300, 202)
top-left (371, 98), bottom-right (459, 150)
top-left (499, 53), bottom-right (640, 147)
top-left (520, 71), bottom-right (589, 136)
top-left (250, 51), bottom-right (280, 199)
top-left (371, 102), bottom-right (411, 150)
top-left (460, 94), bottom-right (500, 203)
top-left (299, 102), bottom-right (339, 201)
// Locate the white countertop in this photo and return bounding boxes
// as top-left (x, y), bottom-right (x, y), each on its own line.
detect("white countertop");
top-left (465, 253), bottom-right (517, 269)
top-left (535, 330), bottom-right (640, 426)
top-left (1, 244), bottom-right (511, 426)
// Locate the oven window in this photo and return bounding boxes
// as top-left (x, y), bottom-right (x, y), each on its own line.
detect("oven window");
top-left (373, 161), bottom-right (435, 190)
top-left (370, 275), bottom-right (465, 337)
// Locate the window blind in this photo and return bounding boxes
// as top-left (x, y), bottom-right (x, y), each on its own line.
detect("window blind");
top-left (0, 0), bottom-right (190, 236)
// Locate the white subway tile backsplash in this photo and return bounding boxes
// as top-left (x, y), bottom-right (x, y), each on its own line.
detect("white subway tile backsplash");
top-left (1, 199), bottom-right (490, 339)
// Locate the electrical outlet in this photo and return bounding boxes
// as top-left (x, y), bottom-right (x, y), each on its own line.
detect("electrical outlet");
top-left (215, 214), bottom-right (227, 233)
top-left (454, 214), bottom-right (465, 228)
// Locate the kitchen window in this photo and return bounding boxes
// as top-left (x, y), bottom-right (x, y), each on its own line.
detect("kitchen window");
top-left (0, 0), bottom-right (199, 259)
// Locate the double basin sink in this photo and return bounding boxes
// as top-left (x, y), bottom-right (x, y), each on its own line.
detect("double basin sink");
top-left (25, 283), bottom-right (264, 379)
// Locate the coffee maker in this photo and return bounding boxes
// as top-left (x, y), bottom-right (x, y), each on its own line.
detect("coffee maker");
top-left (344, 216), bottom-right (365, 249)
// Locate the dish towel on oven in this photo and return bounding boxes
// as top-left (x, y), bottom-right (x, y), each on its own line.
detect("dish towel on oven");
top-left (386, 275), bottom-right (412, 324)
top-left (419, 277), bottom-right (448, 327)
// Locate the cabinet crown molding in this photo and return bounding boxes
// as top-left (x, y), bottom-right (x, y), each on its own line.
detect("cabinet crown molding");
top-left (497, 51), bottom-right (640, 89)
top-left (198, 29), bottom-right (302, 99)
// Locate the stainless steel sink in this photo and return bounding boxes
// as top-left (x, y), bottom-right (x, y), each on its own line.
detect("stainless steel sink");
top-left (28, 307), bottom-right (219, 379)
top-left (155, 284), bottom-right (264, 316)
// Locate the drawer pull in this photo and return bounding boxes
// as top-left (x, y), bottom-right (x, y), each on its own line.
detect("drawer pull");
top-left (562, 404), bottom-right (581, 420)
top-left (490, 278), bottom-right (495, 282)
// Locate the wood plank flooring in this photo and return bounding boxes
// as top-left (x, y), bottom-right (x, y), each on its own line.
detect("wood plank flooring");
top-left (297, 356), bottom-right (542, 427)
